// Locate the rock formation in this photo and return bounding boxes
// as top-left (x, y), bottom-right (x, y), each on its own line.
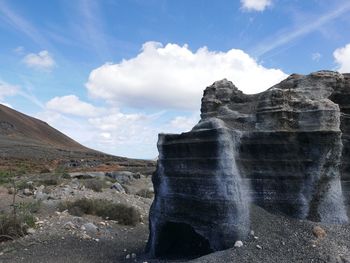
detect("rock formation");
top-left (147, 71), bottom-right (350, 259)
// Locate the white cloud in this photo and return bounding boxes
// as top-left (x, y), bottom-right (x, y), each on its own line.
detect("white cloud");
top-left (334, 43), bottom-right (350, 72)
top-left (168, 115), bottom-right (200, 133)
top-left (46, 95), bottom-right (103, 117)
top-left (312, 52), bottom-right (322, 62)
top-left (86, 42), bottom-right (287, 110)
top-left (0, 80), bottom-right (19, 100)
top-left (23, 50), bottom-right (55, 70)
top-left (240, 0), bottom-right (272, 11)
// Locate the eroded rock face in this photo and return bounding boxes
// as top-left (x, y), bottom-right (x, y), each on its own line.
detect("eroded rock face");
top-left (147, 71), bottom-right (350, 259)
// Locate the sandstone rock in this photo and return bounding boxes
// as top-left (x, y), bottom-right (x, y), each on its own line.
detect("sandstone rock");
top-left (312, 226), bottom-right (326, 239)
top-left (147, 71), bottom-right (350, 259)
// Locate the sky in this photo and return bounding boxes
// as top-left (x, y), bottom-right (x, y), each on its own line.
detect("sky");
top-left (1, 0), bottom-right (350, 159)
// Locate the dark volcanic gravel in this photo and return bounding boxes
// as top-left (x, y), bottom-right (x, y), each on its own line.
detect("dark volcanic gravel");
top-left (188, 205), bottom-right (350, 263)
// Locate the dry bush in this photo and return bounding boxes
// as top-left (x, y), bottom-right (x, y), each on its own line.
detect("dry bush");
top-left (59, 198), bottom-right (140, 226)
top-left (38, 174), bottom-right (62, 186)
top-left (0, 201), bottom-right (39, 241)
top-left (82, 178), bottom-right (104, 192)
top-left (136, 188), bottom-right (154, 199)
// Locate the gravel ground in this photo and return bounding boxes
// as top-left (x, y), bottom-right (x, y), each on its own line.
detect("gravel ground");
top-left (188, 205), bottom-right (350, 263)
top-left (1, 180), bottom-right (349, 263)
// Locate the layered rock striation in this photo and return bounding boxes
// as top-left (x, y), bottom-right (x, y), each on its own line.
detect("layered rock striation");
top-left (147, 71), bottom-right (350, 259)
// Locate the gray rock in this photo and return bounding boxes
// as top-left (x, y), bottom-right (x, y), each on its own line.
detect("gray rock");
top-left (68, 172), bottom-right (105, 179)
top-left (23, 188), bottom-right (33, 196)
top-left (234, 241), bottom-right (243, 248)
top-left (64, 221), bottom-right (76, 230)
top-left (34, 190), bottom-right (49, 200)
top-left (83, 223), bottom-right (98, 235)
top-left (110, 182), bottom-right (125, 193)
top-left (105, 171), bottom-right (134, 184)
top-left (147, 71), bottom-right (350, 259)
top-left (27, 228), bottom-right (35, 234)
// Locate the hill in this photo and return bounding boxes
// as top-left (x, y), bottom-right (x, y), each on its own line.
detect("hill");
top-left (0, 104), bottom-right (154, 172)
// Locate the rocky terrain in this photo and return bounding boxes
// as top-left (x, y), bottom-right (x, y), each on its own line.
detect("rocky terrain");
top-left (2, 72), bottom-right (350, 263)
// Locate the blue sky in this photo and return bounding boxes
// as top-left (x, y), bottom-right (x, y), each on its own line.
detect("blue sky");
top-left (1, 0), bottom-right (350, 159)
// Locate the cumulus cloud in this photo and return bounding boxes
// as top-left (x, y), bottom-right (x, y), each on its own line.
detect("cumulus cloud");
top-left (86, 42), bottom-right (287, 110)
top-left (334, 43), bottom-right (350, 72)
top-left (0, 80), bottom-right (19, 100)
top-left (23, 50), bottom-right (55, 70)
top-left (46, 95), bottom-right (103, 117)
top-left (240, 0), bottom-right (272, 11)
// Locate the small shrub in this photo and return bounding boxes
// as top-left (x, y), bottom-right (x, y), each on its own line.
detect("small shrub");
top-left (17, 201), bottom-right (41, 214)
top-left (82, 179), bottom-right (104, 192)
top-left (0, 171), bottom-right (12, 185)
top-left (0, 214), bottom-right (27, 241)
top-left (59, 198), bottom-right (140, 226)
top-left (40, 168), bottom-right (51, 174)
top-left (136, 188), bottom-right (154, 199)
top-left (0, 202), bottom-right (37, 241)
top-left (38, 174), bottom-right (61, 186)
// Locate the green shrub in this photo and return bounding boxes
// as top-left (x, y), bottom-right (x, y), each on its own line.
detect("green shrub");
top-left (0, 202), bottom-right (38, 241)
top-left (0, 171), bottom-right (12, 185)
top-left (59, 198), bottom-right (140, 226)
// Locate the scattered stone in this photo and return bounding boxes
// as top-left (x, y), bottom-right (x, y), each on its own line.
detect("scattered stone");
top-left (234, 240), bottom-right (243, 248)
top-left (256, 245), bottom-right (262, 250)
top-left (126, 254), bottom-right (131, 259)
top-left (35, 191), bottom-right (49, 200)
top-left (131, 253), bottom-right (137, 259)
top-left (312, 226), bottom-right (326, 239)
top-left (27, 228), bottom-right (36, 235)
top-left (68, 172), bottom-right (105, 179)
top-left (64, 221), bottom-right (76, 230)
top-left (83, 223), bottom-right (98, 235)
top-left (106, 171), bottom-right (134, 184)
top-left (23, 188), bottom-right (33, 196)
top-left (82, 233), bottom-right (91, 240)
top-left (111, 182), bottom-right (126, 193)
top-left (250, 230), bottom-right (255, 236)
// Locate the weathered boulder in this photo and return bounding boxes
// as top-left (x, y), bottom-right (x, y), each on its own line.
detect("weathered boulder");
top-left (147, 71), bottom-right (350, 259)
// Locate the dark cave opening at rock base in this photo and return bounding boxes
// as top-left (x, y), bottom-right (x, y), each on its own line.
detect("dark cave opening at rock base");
top-left (155, 221), bottom-right (213, 259)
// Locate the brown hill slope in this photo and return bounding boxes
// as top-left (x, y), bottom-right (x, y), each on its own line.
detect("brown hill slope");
top-left (0, 104), bottom-right (88, 150)
top-left (0, 104), bottom-right (155, 172)
top-left (0, 104), bottom-right (108, 160)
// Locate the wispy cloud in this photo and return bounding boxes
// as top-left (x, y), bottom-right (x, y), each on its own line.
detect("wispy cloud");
top-left (74, 0), bottom-right (111, 59)
top-left (253, 1), bottom-right (350, 57)
top-left (0, 1), bottom-right (50, 48)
